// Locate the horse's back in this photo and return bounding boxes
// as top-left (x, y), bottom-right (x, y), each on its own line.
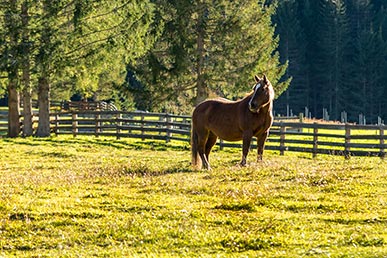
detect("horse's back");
top-left (193, 99), bottom-right (240, 122)
top-left (193, 99), bottom-right (245, 141)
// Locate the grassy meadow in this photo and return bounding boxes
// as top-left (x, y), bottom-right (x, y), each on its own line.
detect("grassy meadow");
top-left (1, 135), bottom-right (387, 257)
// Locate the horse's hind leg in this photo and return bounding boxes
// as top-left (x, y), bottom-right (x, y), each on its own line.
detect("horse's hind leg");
top-left (197, 131), bottom-right (211, 170)
top-left (205, 132), bottom-right (217, 165)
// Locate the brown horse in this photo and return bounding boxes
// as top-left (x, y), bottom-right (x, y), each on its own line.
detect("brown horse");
top-left (191, 75), bottom-right (274, 170)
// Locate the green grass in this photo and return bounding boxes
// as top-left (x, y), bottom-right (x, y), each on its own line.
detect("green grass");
top-left (1, 136), bottom-right (387, 257)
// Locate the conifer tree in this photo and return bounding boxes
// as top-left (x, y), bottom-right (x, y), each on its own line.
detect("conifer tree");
top-left (1, 0), bottom-right (156, 137)
top-left (20, 0), bottom-right (33, 136)
top-left (346, 0), bottom-right (387, 123)
top-left (1, 0), bottom-right (21, 137)
top-left (130, 0), bottom-right (289, 112)
top-left (314, 0), bottom-right (351, 120)
top-left (273, 0), bottom-right (309, 116)
top-left (264, 0), bottom-right (387, 122)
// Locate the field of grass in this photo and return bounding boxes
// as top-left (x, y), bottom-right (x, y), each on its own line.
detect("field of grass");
top-left (1, 135), bottom-right (387, 257)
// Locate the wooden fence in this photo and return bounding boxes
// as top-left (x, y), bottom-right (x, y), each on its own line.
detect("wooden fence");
top-left (49, 111), bottom-right (191, 143)
top-left (1, 111), bottom-right (386, 158)
top-left (0, 114), bottom-right (7, 136)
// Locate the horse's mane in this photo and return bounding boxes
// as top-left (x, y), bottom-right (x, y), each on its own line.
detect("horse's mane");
top-left (206, 80), bottom-right (273, 104)
top-left (245, 91), bottom-right (254, 98)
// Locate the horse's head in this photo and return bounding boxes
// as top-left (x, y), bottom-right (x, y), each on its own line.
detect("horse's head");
top-left (248, 74), bottom-right (274, 113)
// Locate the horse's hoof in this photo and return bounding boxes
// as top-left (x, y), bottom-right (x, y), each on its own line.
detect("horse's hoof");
top-left (202, 164), bottom-right (211, 170)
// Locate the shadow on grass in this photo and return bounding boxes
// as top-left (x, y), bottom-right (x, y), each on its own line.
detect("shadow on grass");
top-left (3, 136), bottom-right (190, 152)
top-left (214, 202), bottom-right (256, 212)
top-left (321, 217), bottom-right (387, 225)
top-left (220, 235), bottom-right (282, 252)
top-left (119, 161), bottom-right (195, 177)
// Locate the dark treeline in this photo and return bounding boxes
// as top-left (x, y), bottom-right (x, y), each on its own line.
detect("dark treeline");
top-left (273, 0), bottom-right (387, 123)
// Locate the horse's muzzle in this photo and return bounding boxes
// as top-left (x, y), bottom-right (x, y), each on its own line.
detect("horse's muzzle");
top-left (249, 105), bottom-right (259, 113)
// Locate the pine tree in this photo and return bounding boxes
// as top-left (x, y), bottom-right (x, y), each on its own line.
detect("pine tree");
top-left (0, 0), bottom-right (156, 137)
top-left (347, 0), bottom-right (387, 123)
top-left (0, 0), bottom-right (21, 137)
top-left (62, 0), bottom-right (156, 100)
top-left (262, 0), bottom-right (387, 122)
top-left (20, 0), bottom-right (33, 136)
top-left (273, 0), bottom-right (309, 116)
top-left (129, 0), bottom-right (289, 113)
top-left (298, 0), bottom-right (320, 117)
top-left (0, 1), bottom-right (39, 137)
top-left (313, 0), bottom-right (351, 120)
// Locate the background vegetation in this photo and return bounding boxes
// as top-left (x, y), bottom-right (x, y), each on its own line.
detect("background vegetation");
top-left (1, 1), bottom-right (386, 256)
top-left (1, 0), bottom-right (387, 137)
top-left (0, 0), bottom-right (289, 137)
top-left (1, 136), bottom-right (387, 257)
top-left (273, 0), bottom-right (387, 123)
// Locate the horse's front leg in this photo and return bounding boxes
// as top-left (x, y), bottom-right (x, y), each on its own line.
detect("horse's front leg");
top-left (257, 131), bottom-right (269, 161)
top-left (241, 132), bottom-right (253, 166)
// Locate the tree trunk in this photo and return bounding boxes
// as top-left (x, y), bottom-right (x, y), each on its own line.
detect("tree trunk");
top-left (5, 0), bottom-right (20, 137)
top-left (196, 75), bottom-right (208, 105)
top-left (35, 77), bottom-right (51, 137)
top-left (194, 4), bottom-right (208, 106)
top-left (35, 1), bottom-right (52, 137)
top-left (21, 1), bottom-right (33, 136)
top-left (22, 87), bottom-right (33, 136)
top-left (7, 76), bottom-right (20, 138)
top-left (195, 37), bottom-right (208, 104)
top-left (21, 55), bottom-right (33, 136)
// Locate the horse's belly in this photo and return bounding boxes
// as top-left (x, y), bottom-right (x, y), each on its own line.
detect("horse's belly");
top-left (209, 125), bottom-right (243, 142)
top-left (208, 121), bottom-right (270, 142)
top-left (219, 134), bottom-right (243, 142)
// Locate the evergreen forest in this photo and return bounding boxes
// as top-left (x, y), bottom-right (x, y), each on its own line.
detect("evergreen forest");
top-left (1, 0), bottom-right (386, 138)
top-left (273, 0), bottom-right (387, 123)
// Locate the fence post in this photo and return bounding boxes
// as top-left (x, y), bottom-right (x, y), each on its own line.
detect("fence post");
top-left (380, 126), bottom-right (385, 159)
top-left (128, 113), bottom-right (132, 135)
top-left (116, 112), bottom-right (122, 140)
top-left (72, 112), bottom-right (78, 137)
top-left (141, 114), bottom-right (145, 141)
top-left (313, 122), bottom-right (318, 158)
top-left (30, 113), bottom-right (35, 135)
top-left (280, 122), bottom-right (285, 156)
top-left (166, 113), bottom-right (171, 143)
top-left (95, 113), bottom-right (101, 137)
top-left (158, 115), bottom-right (163, 135)
top-left (344, 123), bottom-right (351, 159)
top-left (219, 139), bottom-right (224, 150)
top-left (54, 113), bottom-right (59, 135)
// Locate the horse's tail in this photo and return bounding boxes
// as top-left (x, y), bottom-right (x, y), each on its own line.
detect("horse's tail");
top-left (191, 126), bottom-right (201, 170)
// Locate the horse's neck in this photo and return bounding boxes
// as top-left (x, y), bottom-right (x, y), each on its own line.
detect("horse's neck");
top-left (242, 94), bottom-right (253, 104)
top-left (267, 102), bottom-right (274, 116)
top-left (241, 90), bottom-right (273, 110)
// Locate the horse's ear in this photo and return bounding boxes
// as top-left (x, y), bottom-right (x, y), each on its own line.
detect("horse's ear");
top-left (263, 74), bottom-right (269, 84)
top-left (254, 75), bottom-right (261, 82)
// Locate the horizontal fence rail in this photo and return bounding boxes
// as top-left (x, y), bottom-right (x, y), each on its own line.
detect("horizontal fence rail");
top-left (1, 111), bottom-right (386, 158)
top-left (49, 111), bottom-right (191, 143)
top-left (0, 114), bottom-right (7, 135)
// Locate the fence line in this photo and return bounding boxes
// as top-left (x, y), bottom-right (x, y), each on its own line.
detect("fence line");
top-left (1, 111), bottom-right (386, 158)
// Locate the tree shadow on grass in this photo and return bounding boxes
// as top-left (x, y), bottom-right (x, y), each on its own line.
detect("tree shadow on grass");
top-left (113, 158), bottom-right (196, 177)
top-left (3, 136), bottom-right (190, 152)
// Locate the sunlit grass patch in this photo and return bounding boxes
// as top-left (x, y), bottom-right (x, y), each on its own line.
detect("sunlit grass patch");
top-left (1, 135), bottom-right (387, 257)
